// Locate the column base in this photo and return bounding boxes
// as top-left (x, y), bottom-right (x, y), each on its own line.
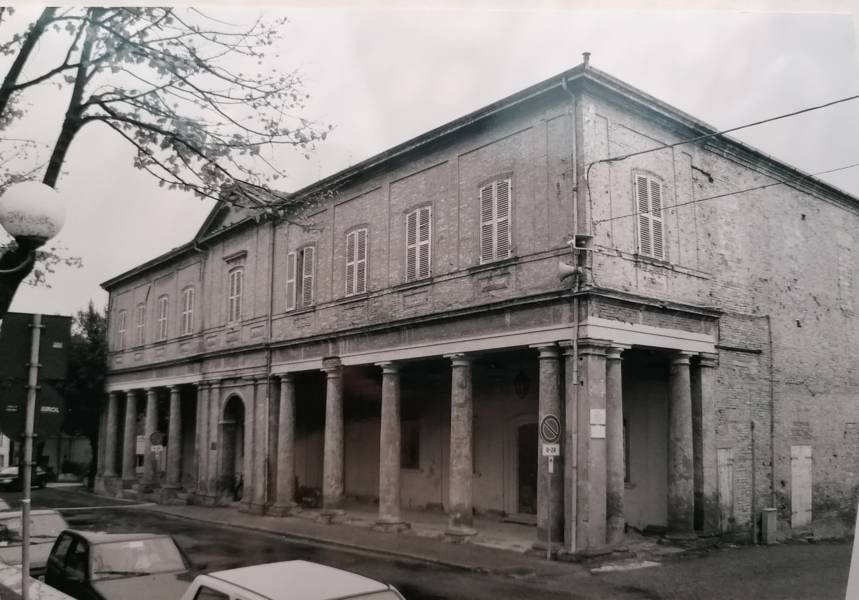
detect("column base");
top-left (663, 530), bottom-right (698, 542)
top-left (269, 503), bottom-right (300, 517)
top-left (372, 518), bottom-right (411, 533)
top-left (121, 477), bottom-right (138, 490)
top-left (317, 508), bottom-right (346, 524)
top-left (529, 540), bottom-right (564, 559)
top-left (246, 502), bottom-right (267, 515)
top-left (444, 525), bottom-right (477, 542)
top-left (101, 475), bottom-right (121, 495)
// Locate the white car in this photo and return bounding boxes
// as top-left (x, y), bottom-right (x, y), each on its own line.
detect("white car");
top-left (180, 560), bottom-right (405, 600)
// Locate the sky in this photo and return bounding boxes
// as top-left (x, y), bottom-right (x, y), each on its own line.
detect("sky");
top-left (3, 1), bottom-right (859, 317)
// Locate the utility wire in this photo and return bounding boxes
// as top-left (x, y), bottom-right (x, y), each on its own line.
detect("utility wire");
top-left (593, 161), bottom-right (859, 226)
top-left (588, 93), bottom-right (859, 167)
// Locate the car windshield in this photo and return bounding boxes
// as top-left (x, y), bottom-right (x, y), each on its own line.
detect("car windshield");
top-left (0, 513), bottom-right (67, 543)
top-left (91, 538), bottom-right (186, 580)
top-left (0, 467), bottom-right (17, 476)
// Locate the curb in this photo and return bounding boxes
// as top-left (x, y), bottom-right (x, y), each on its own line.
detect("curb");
top-left (136, 505), bottom-right (491, 575)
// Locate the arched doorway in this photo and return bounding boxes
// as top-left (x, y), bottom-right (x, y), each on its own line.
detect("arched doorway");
top-left (221, 395), bottom-right (245, 502)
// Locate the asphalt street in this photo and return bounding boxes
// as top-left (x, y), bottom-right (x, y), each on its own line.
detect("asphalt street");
top-left (0, 485), bottom-right (854, 599)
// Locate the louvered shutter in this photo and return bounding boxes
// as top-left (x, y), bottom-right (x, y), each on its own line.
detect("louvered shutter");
top-left (356, 229), bottom-right (367, 294)
top-left (649, 179), bottom-right (664, 259)
top-left (636, 175), bottom-right (652, 256)
top-left (479, 184), bottom-right (494, 263)
top-left (496, 179), bottom-right (511, 259)
top-left (345, 231), bottom-right (356, 296)
top-left (417, 206), bottom-right (431, 279)
top-left (406, 210), bottom-right (418, 282)
top-left (301, 247), bottom-right (314, 307)
top-left (285, 252), bottom-right (297, 311)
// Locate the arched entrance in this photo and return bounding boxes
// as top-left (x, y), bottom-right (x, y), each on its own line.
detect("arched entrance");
top-left (220, 395), bottom-right (245, 502)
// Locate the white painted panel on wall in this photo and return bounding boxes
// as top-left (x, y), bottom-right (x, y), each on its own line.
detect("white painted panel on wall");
top-left (717, 448), bottom-right (734, 533)
top-left (791, 444), bottom-right (813, 529)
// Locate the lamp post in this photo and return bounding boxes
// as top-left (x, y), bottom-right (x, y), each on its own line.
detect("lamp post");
top-left (0, 181), bottom-right (66, 316)
top-left (0, 181), bottom-right (64, 600)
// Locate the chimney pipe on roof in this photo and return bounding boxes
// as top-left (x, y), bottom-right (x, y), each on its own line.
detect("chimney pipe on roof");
top-left (583, 52), bottom-right (591, 66)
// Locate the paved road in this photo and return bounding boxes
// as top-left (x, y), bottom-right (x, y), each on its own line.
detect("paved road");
top-left (1, 486), bottom-right (854, 599)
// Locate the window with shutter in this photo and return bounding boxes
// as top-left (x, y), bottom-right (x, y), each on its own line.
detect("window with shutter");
top-left (228, 268), bottom-right (243, 323)
top-left (479, 178), bottom-right (513, 264)
top-left (635, 174), bottom-right (665, 260)
top-left (301, 246), bottom-right (315, 307)
top-left (181, 288), bottom-right (194, 335)
top-left (285, 252), bottom-right (297, 311)
top-left (117, 310), bottom-right (127, 350)
top-left (345, 229), bottom-right (368, 296)
top-left (405, 207), bottom-right (431, 282)
top-left (135, 303), bottom-right (146, 346)
top-left (157, 295), bottom-right (169, 341)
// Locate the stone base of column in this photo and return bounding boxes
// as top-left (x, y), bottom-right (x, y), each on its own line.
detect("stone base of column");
top-left (245, 502), bottom-right (267, 515)
top-left (372, 517), bottom-right (410, 533)
top-left (100, 475), bottom-right (121, 495)
top-left (663, 530), bottom-right (698, 542)
top-left (189, 492), bottom-right (217, 506)
top-left (269, 503), bottom-right (300, 517)
top-left (444, 525), bottom-right (477, 542)
top-left (121, 477), bottom-right (138, 490)
top-left (529, 540), bottom-right (564, 559)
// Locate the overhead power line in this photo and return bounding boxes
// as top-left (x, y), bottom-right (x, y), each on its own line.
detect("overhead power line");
top-left (593, 161), bottom-right (859, 226)
top-left (588, 92), bottom-right (859, 167)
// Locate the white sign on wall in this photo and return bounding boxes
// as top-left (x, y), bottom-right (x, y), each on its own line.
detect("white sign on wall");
top-left (590, 409), bottom-right (606, 425)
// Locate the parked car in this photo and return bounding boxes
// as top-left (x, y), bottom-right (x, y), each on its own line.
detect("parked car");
top-left (0, 465), bottom-right (49, 490)
top-left (180, 560), bottom-right (405, 600)
top-left (46, 530), bottom-right (195, 600)
top-left (0, 509), bottom-right (69, 577)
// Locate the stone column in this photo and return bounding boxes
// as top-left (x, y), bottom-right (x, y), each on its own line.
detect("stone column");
top-left (240, 381), bottom-right (256, 512)
top-left (606, 345), bottom-right (628, 546)
top-left (668, 351), bottom-right (696, 539)
top-left (103, 391), bottom-right (120, 479)
top-left (165, 385), bottom-right (182, 489)
top-left (532, 345), bottom-right (563, 551)
top-left (322, 361), bottom-right (344, 514)
top-left (195, 383), bottom-right (210, 498)
top-left (142, 388), bottom-right (159, 490)
top-left (446, 353), bottom-right (475, 538)
top-left (692, 353), bottom-right (719, 533)
top-left (121, 390), bottom-right (138, 488)
top-left (249, 376), bottom-right (268, 514)
top-left (271, 374), bottom-right (297, 516)
top-left (96, 399), bottom-right (108, 478)
top-left (376, 362), bottom-right (407, 531)
top-left (577, 339), bottom-right (610, 552)
top-left (267, 377), bottom-right (279, 508)
top-left (561, 343), bottom-right (578, 552)
top-left (208, 381), bottom-right (221, 496)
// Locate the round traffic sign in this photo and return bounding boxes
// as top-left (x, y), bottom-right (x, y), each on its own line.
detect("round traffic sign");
top-left (540, 415), bottom-right (561, 444)
top-left (149, 431), bottom-right (164, 446)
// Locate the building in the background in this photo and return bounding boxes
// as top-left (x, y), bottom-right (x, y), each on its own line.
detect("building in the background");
top-left (95, 59), bottom-right (858, 552)
top-left (0, 435), bottom-right (9, 469)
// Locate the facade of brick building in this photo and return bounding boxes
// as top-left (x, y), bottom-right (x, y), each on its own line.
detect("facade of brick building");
top-left (96, 60), bottom-right (859, 552)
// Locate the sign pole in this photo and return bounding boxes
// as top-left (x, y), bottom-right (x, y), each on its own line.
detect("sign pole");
top-left (539, 414), bottom-right (561, 561)
top-left (22, 313), bottom-right (43, 600)
top-left (546, 456), bottom-right (552, 560)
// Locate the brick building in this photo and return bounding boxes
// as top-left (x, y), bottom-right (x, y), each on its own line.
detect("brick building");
top-left (96, 59), bottom-right (859, 552)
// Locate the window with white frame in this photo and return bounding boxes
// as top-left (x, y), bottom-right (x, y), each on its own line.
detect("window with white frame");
top-left (345, 228), bottom-right (368, 296)
top-left (634, 174), bottom-right (665, 259)
top-left (479, 178), bottom-right (512, 264)
top-left (286, 246), bottom-right (315, 310)
top-left (157, 295), bottom-right (169, 341)
top-left (405, 206), bottom-right (432, 282)
top-left (227, 267), bottom-right (243, 324)
top-left (117, 310), bottom-right (127, 350)
top-left (135, 303), bottom-right (146, 346)
top-left (181, 287), bottom-right (195, 335)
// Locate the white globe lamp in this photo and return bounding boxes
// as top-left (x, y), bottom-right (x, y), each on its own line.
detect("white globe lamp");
top-left (0, 181), bottom-right (65, 243)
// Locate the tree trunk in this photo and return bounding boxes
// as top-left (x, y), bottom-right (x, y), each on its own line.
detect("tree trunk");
top-left (0, 8), bottom-right (57, 118)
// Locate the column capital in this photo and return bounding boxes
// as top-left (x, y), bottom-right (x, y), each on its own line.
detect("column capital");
top-left (194, 381), bottom-right (209, 391)
top-left (606, 344), bottom-right (631, 360)
top-left (530, 344), bottom-right (560, 359)
top-left (444, 353), bottom-right (472, 367)
top-left (670, 351), bottom-right (695, 366)
top-left (169, 385), bottom-right (181, 393)
top-left (375, 361), bottom-right (400, 374)
top-left (576, 338), bottom-right (613, 357)
top-left (695, 353), bottom-right (719, 368)
top-left (322, 364), bottom-right (342, 377)
top-left (278, 372), bottom-right (295, 384)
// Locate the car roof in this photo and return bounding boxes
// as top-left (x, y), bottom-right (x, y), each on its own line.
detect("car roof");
top-left (207, 560), bottom-right (390, 600)
top-left (61, 529), bottom-right (172, 545)
top-left (0, 510), bottom-right (62, 519)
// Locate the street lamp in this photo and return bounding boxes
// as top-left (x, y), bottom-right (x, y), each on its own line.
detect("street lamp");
top-left (0, 181), bottom-right (64, 600)
top-left (0, 181), bottom-right (66, 316)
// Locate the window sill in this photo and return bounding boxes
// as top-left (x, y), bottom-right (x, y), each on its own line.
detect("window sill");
top-left (391, 278), bottom-right (433, 293)
top-left (467, 255), bottom-right (518, 275)
top-left (286, 306), bottom-right (316, 316)
top-left (633, 254), bottom-right (671, 268)
top-left (340, 293), bottom-right (371, 305)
